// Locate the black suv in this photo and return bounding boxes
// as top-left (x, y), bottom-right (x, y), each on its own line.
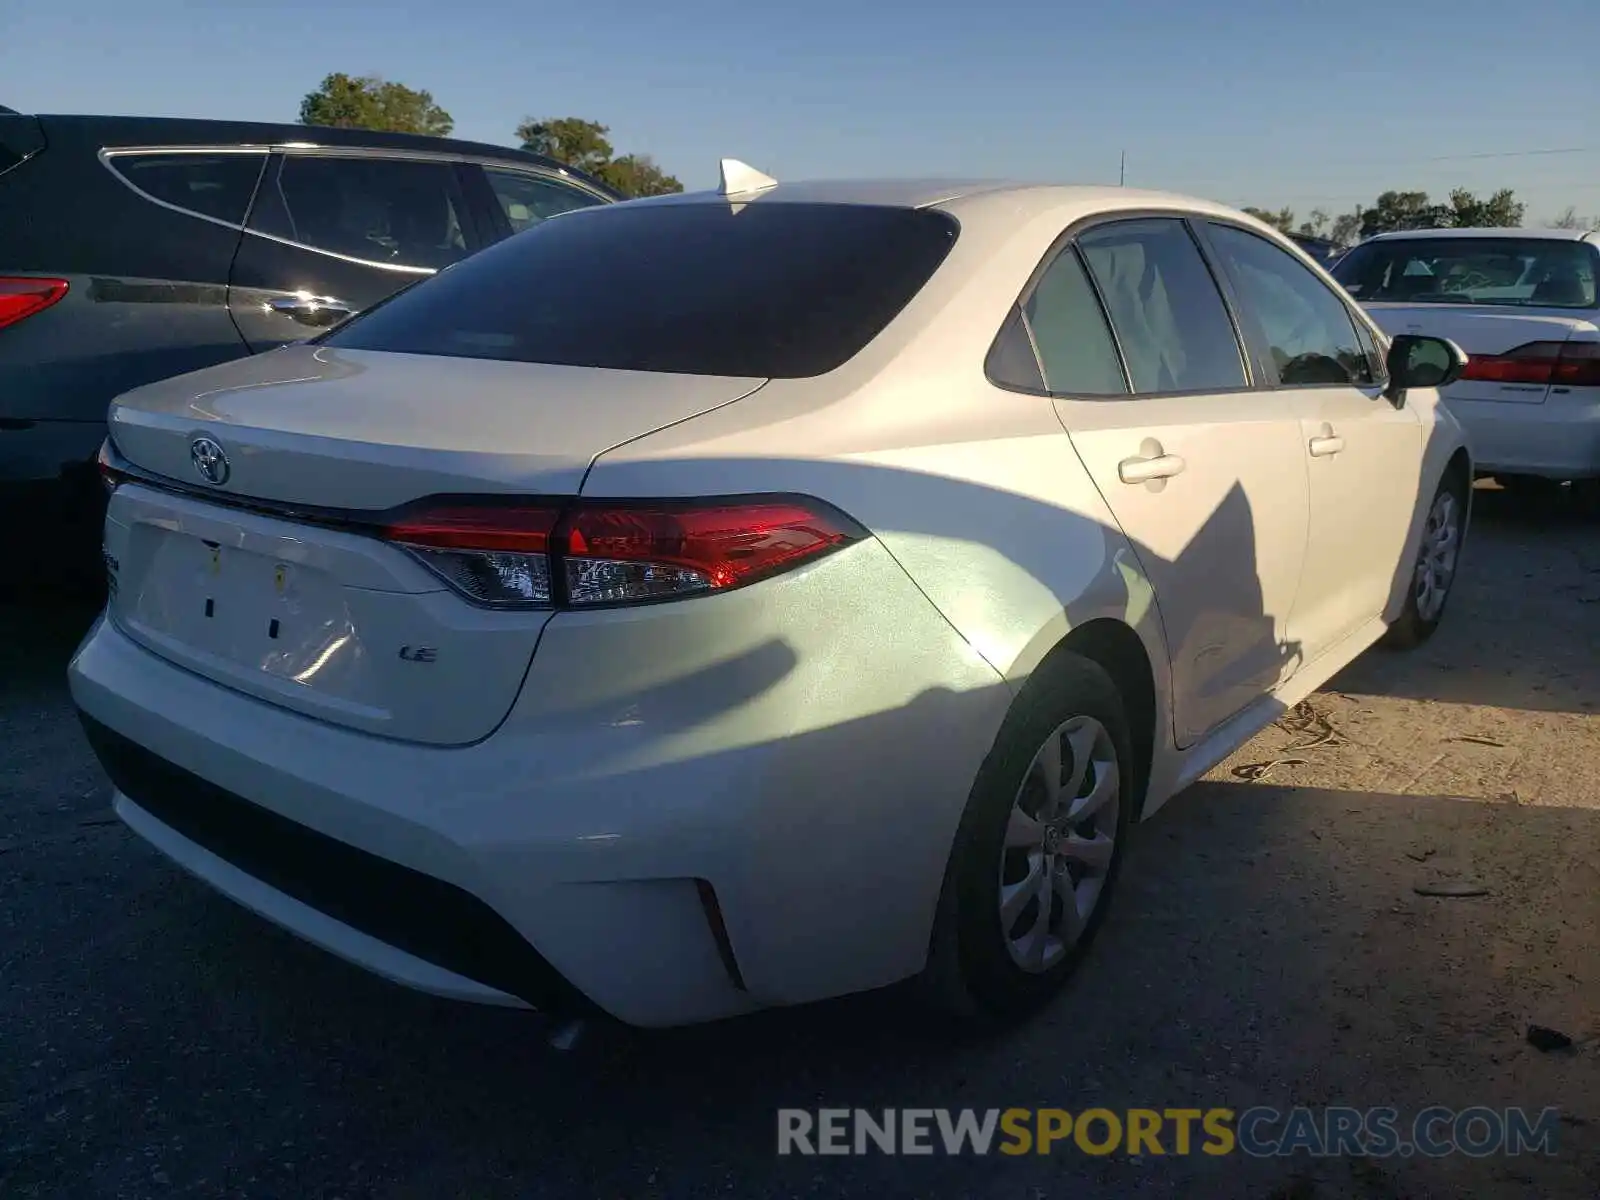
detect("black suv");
top-left (0, 112), bottom-right (619, 578)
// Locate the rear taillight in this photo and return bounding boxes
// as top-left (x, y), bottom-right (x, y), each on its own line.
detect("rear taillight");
top-left (1459, 340), bottom-right (1600, 388)
top-left (384, 502), bottom-right (558, 607)
top-left (383, 497), bottom-right (864, 609)
top-left (1551, 342), bottom-right (1600, 387)
top-left (0, 277), bottom-right (68, 331)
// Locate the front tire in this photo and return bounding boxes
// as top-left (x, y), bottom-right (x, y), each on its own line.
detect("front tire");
top-left (922, 653), bottom-right (1135, 1025)
top-left (1382, 475), bottom-right (1466, 650)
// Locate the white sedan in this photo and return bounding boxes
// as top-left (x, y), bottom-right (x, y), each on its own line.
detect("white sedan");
top-left (1333, 227), bottom-right (1599, 496)
top-left (70, 163), bottom-right (1471, 1029)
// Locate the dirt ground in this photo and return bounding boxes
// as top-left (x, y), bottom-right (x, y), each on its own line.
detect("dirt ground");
top-left (1, 481), bottom-right (1596, 1199)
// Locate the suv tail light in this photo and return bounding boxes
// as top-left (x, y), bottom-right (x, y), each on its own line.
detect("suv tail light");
top-left (0, 277), bottom-right (68, 331)
top-left (384, 497), bottom-right (865, 609)
top-left (1459, 340), bottom-right (1600, 388)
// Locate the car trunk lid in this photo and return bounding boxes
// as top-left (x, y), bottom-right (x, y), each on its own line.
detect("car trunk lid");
top-left (102, 345), bottom-right (766, 745)
top-left (108, 344), bottom-right (767, 507)
top-left (1364, 304), bottom-right (1598, 405)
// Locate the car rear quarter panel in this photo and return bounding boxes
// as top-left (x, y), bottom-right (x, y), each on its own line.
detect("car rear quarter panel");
top-left (581, 188), bottom-right (1183, 792)
top-left (0, 120), bottom-right (250, 465)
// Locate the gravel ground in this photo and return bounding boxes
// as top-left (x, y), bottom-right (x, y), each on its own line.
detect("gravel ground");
top-left (2, 483), bottom-right (1596, 1199)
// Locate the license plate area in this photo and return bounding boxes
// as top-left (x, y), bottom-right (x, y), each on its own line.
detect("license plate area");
top-left (122, 528), bottom-right (361, 696)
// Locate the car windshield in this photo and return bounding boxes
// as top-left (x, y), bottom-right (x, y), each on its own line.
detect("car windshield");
top-left (1333, 237), bottom-right (1598, 309)
top-left (322, 201), bottom-right (960, 378)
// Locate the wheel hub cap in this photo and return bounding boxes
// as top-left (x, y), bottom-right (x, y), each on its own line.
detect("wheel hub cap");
top-left (1413, 490), bottom-right (1460, 623)
top-left (998, 714), bottom-right (1121, 975)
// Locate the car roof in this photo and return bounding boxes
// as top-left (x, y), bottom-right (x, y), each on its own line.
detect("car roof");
top-left (629, 176), bottom-right (1257, 220)
top-left (1361, 227), bottom-right (1596, 243)
top-left (30, 112), bottom-right (619, 195)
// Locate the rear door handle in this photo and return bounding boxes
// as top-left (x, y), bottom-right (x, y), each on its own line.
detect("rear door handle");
top-left (1118, 452), bottom-right (1187, 484)
top-left (1308, 434), bottom-right (1345, 457)
top-left (267, 293), bottom-right (355, 327)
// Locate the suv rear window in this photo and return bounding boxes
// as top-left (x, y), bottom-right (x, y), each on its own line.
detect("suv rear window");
top-left (1334, 237), bottom-right (1598, 309)
top-left (323, 202), bottom-right (960, 378)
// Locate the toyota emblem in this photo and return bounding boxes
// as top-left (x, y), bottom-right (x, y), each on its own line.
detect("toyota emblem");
top-left (190, 436), bottom-right (230, 486)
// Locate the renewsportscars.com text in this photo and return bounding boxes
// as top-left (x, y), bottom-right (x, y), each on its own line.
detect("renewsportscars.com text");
top-left (776, 1107), bottom-right (1562, 1158)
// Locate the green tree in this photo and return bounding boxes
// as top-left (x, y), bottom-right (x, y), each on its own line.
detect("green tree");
top-left (1448, 187), bottom-right (1524, 228)
top-left (1297, 208), bottom-right (1330, 238)
top-left (1242, 206), bottom-right (1297, 233)
top-left (1329, 209), bottom-right (1362, 248)
top-left (515, 116), bottom-right (683, 198)
top-left (1359, 190), bottom-right (1452, 239)
top-left (514, 117), bottom-right (615, 175)
top-left (299, 73), bottom-right (453, 136)
top-left (597, 154), bottom-right (683, 198)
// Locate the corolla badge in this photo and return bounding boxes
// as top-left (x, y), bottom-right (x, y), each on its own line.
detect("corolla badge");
top-left (190, 436), bottom-right (230, 486)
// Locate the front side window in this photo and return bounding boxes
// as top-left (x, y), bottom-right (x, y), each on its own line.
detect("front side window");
top-left (324, 202), bottom-right (958, 378)
top-left (484, 167), bottom-right (605, 234)
top-left (108, 152), bottom-right (266, 225)
top-left (250, 155), bottom-right (469, 270)
top-left (1207, 223), bottom-right (1372, 386)
top-left (1333, 237), bottom-right (1599, 310)
top-left (1076, 219), bottom-right (1247, 394)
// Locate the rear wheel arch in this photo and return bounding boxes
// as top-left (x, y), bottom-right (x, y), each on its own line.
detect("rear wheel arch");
top-left (1038, 618), bottom-right (1157, 820)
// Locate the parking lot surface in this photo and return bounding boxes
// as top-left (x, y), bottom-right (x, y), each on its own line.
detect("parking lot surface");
top-left (2, 485), bottom-right (1597, 1199)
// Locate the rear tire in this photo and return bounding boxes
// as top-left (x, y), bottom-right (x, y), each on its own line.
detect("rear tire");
top-left (1382, 474), bottom-right (1466, 650)
top-left (921, 653), bottom-right (1135, 1026)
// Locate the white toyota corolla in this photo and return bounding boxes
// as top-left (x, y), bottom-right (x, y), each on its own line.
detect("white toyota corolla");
top-left (70, 163), bottom-right (1472, 1029)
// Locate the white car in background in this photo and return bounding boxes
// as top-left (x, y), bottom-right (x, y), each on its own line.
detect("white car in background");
top-left (70, 165), bottom-right (1471, 1029)
top-left (1333, 228), bottom-right (1600, 498)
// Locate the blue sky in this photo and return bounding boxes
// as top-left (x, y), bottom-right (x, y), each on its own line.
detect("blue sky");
top-left (5, 0), bottom-right (1598, 223)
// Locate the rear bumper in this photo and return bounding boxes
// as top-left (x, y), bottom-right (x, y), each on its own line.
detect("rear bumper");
top-left (68, 539), bottom-right (1010, 1027)
top-left (1448, 394), bottom-right (1600, 480)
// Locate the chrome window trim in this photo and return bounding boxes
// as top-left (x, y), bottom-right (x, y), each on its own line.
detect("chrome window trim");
top-left (98, 146), bottom-right (269, 233)
top-left (99, 144), bottom-right (613, 275)
top-left (1001, 208), bottom-right (1265, 401)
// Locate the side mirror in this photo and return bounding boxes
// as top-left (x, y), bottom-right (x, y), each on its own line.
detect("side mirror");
top-left (1384, 334), bottom-right (1467, 404)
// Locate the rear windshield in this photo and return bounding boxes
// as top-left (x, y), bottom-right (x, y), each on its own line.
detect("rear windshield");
top-left (324, 201), bottom-right (960, 378)
top-left (1333, 237), bottom-right (1598, 309)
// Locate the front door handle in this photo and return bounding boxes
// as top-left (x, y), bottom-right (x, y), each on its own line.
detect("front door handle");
top-left (267, 293), bottom-right (356, 327)
top-left (1118, 451), bottom-right (1187, 484)
top-left (1308, 424), bottom-right (1345, 457)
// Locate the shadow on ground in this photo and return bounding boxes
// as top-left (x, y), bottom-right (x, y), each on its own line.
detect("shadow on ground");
top-left (4, 772), bottom-right (1596, 1198)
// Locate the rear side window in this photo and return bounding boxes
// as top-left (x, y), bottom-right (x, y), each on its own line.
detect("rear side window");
top-left (250, 155), bottom-right (470, 270)
top-left (483, 167), bottom-right (605, 234)
top-left (1021, 246), bottom-right (1128, 395)
top-left (1077, 219), bottom-right (1248, 394)
top-left (1205, 223), bottom-right (1372, 386)
top-left (1334, 237), bottom-right (1599, 309)
top-left (324, 202), bottom-right (959, 378)
top-left (107, 152), bottom-right (266, 225)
